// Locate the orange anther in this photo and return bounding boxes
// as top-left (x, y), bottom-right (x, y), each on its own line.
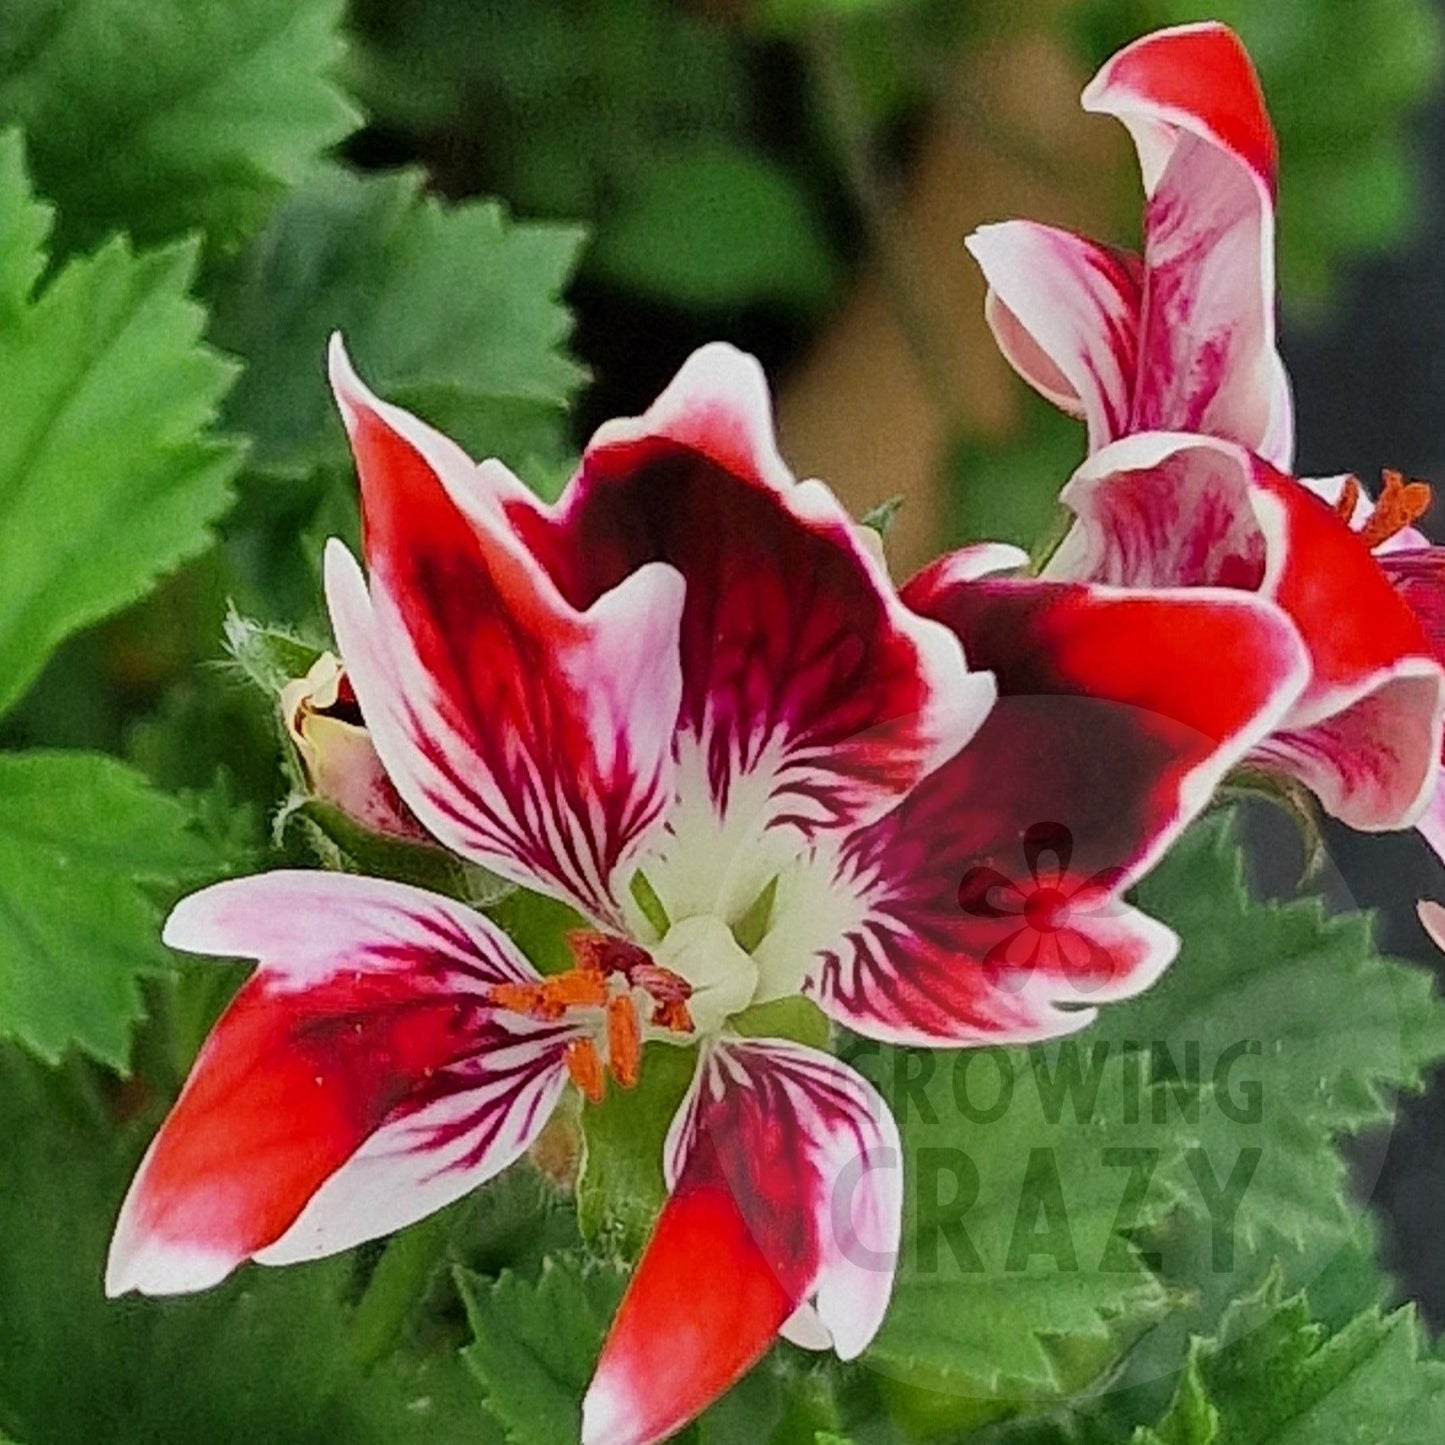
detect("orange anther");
top-left (565, 1037), bottom-right (606, 1104)
top-left (540, 969), bottom-right (609, 1011)
top-left (1360, 469), bottom-right (1432, 550)
top-left (606, 995), bottom-right (642, 1089)
top-left (1333, 475), bottom-right (1361, 526)
top-left (488, 981), bottom-right (547, 1017)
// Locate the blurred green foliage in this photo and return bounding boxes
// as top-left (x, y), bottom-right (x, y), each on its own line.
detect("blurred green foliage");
top-left (346, 0), bottom-right (840, 313)
top-left (0, 0), bottom-right (357, 257)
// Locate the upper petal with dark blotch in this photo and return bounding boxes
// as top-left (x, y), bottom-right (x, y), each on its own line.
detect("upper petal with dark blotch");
top-left (502, 343), bottom-right (995, 924)
top-left (752, 576), bottom-right (1307, 1045)
top-left (324, 338), bottom-right (685, 927)
top-left (106, 873), bottom-right (574, 1297)
top-left (581, 1038), bottom-right (899, 1445)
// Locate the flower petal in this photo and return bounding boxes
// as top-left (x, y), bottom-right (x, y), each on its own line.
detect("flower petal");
top-left (1083, 21), bottom-right (1289, 464)
top-left (1083, 20), bottom-right (1276, 200)
top-left (1056, 433), bottom-right (1445, 828)
top-left (967, 222), bottom-right (1143, 451)
top-left (280, 651), bottom-right (427, 841)
top-left (1050, 430), bottom-right (1269, 589)
top-left (105, 873), bottom-right (573, 1297)
top-left (582, 1039), bottom-right (900, 1445)
top-left (324, 337), bottom-right (685, 927)
top-left (754, 576), bottom-right (1307, 1044)
top-left (505, 343), bottom-right (994, 925)
top-left (1304, 496), bottom-right (1445, 839)
top-left (1419, 899), bottom-right (1445, 952)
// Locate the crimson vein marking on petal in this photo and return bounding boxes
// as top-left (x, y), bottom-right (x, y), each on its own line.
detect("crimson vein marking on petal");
top-left (397, 1025), bottom-right (576, 1182)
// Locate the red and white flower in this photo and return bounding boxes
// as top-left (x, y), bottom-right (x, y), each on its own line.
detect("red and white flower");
top-left (968, 22), bottom-right (1445, 838)
top-left (968, 21), bottom-right (1290, 469)
top-left (108, 340), bottom-right (1308, 1443)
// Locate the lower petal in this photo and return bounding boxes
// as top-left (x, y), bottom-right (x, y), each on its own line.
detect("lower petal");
top-left (583, 1040), bottom-right (900, 1445)
top-left (106, 873), bottom-right (573, 1297)
top-left (1249, 664), bottom-right (1445, 831)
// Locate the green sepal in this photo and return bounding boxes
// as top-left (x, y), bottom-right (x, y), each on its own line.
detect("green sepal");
top-left (280, 797), bottom-right (513, 907)
top-left (576, 1041), bottom-right (698, 1259)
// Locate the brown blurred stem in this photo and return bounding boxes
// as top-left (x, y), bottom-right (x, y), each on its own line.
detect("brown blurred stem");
top-left (804, 23), bottom-right (961, 428)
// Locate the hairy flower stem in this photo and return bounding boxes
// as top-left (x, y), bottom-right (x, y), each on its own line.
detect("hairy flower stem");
top-left (345, 1207), bottom-right (457, 1374)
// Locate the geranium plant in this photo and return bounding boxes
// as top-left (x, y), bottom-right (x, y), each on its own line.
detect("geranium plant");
top-left (2, 7), bottom-right (1445, 1445)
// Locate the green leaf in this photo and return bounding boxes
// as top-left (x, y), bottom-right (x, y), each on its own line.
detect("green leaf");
top-left (458, 1255), bottom-right (627, 1445)
top-left (1138, 1276), bottom-right (1445, 1444)
top-left (0, 127), bottom-right (48, 322)
top-left (589, 143), bottom-right (840, 310)
top-left (1113, 809), bottom-right (1445, 1252)
top-left (0, 131), bottom-right (244, 721)
top-left (0, 0), bottom-right (357, 256)
top-left (998, 808), bottom-right (1445, 1440)
top-left (858, 1041), bottom-right (1187, 1409)
top-left (458, 1251), bottom-right (836, 1445)
top-left (0, 751), bottom-right (234, 1067)
top-left (347, 0), bottom-right (749, 218)
top-left (0, 1049), bottom-right (493, 1444)
top-left (211, 166), bottom-right (587, 475)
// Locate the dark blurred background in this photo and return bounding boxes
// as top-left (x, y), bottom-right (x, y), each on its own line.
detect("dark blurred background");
top-left (1289, 15), bottom-right (1445, 1322)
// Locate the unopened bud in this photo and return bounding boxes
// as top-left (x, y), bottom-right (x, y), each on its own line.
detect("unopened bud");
top-left (280, 652), bottom-right (426, 842)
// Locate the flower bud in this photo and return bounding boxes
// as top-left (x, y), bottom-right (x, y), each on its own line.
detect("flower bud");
top-left (280, 652), bottom-right (426, 841)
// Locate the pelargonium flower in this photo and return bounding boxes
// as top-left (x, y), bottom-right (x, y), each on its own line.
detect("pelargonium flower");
top-left (968, 21), bottom-right (1445, 838)
top-left (106, 340), bottom-right (1307, 1444)
top-left (967, 20), bottom-right (1290, 469)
